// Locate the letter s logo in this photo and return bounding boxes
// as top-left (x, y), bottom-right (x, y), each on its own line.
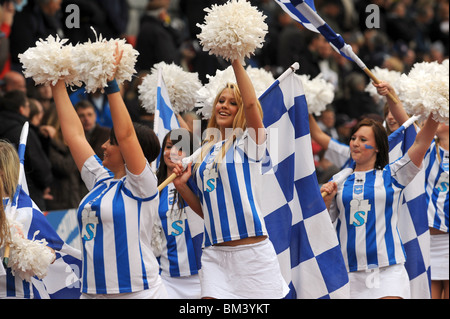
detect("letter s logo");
top-left (206, 178), bottom-right (216, 192)
top-left (171, 220), bottom-right (184, 236)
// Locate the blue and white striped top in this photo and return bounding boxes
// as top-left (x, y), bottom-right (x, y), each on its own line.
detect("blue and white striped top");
top-left (329, 153), bottom-right (421, 272)
top-left (156, 183), bottom-right (203, 277)
top-left (78, 155), bottom-right (160, 294)
top-left (190, 130), bottom-right (268, 247)
top-left (424, 141), bottom-right (449, 233)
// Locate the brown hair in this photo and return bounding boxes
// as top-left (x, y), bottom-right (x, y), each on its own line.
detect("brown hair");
top-left (351, 118), bottom-right (389, 170)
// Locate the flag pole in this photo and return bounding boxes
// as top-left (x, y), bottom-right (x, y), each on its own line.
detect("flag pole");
top-left (362, 68), bottom-right (399, 104)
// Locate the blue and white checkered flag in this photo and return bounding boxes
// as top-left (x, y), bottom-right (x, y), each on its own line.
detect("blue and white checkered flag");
top-left (259, 63), bottom-right (350, 299)
top-left (274, 0), bottom-right (367, 68)
top-left (2, 122), bottom-right (82, 299)
top-left (388, 116), bottom-right (431, 299)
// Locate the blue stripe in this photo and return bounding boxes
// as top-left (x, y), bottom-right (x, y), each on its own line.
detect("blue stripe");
top-left (77, 182), bottom-right (109, 293)
top-left (183, 221), bottom-right (199, 275)
top-left (365, 172), bottom-right (378, 267)
top-left (226, 157), bottom-right (248, 237)
top-left (382, 170), bottom-right (397, 265)
top-left (242, 158), bottom-right (263, 235)
top-left (342, 176), bottom-right (357, 271)
top-left (137, 200), bottom-right (149, 290)
top-left (215, 172), bottom-right (231, 241)
top-left (112, 181), bottom-right (132, 292)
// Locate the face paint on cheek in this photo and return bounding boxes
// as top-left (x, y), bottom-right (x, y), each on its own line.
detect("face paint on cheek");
top-left (363, 144), bottom-right (375, 150)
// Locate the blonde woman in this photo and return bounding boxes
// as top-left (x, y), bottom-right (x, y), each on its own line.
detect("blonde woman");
top-left (173, 60), bottom-right (288, 299)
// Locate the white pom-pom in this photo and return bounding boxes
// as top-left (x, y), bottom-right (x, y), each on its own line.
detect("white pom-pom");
top-left (196, 0), bottom-right (268, 64)
top-left (138, 62), bottom-right (202, 114)
top-left (364, 67), bottom-right (402, 103)
top-left (19, 35), bottom-right (81, 87)
top-left (72, 30), bottom-right (139, 93)
top-left (7, 219), bottom-right (55, 282)
top-left (196, 65), bottom-right (274, 119)
top-left (397, 60), bottom-right (449, 124)
top-left (151, 224), bottom-right (163, 257)
top-left (298, 73), bottom-right (335, 116)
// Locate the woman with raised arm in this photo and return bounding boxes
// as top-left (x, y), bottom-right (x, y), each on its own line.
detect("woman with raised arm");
top-left (172, 60), bottom-right (288, 299)
top-left (51, 46), bottom-right (166, 299)
top-left (320, 112), bottom-right (439, 299)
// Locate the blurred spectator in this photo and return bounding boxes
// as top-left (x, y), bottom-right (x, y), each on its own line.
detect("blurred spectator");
top-left (74, 100), bottom-right (110, 199)
top-left (0, 1), bottom-right (15, 79)
top-left (0, 70), bottom-right (26, 93)
top-left (95, 0), bottom-right (129, 39)
top-left (317, 106), bottom-right (339, 140)
top-left (135, 0), bottom-right (181, 72)
top-left (9, 0), bottom-right (63, 73)
top-left (0, 89), bottom-right (53, 210)
top-left (40, 102), bottom-right (82, 210)
top-left (74, 100), bottom-right (110, 160)
top-left (334, 72), bottom-right (379, 120)
top-left (69, 88), bottom-right (113, 128)
top-left (275, 9), bottom-right (307, 72)
top-left (61, 0), bottom-right (106, 44)
top-left (334, 113), bottom-right (356, 144)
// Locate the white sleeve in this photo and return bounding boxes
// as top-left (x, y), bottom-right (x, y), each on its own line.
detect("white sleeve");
top-left (390, 152), bottom-right (422, 187)
top-left (124, 161), bottom-right (158, 199)
top-left (236, 129), bottom-right (267, 162)
top-left (325, 139), bottom-right (351, 169)
top-left (80, 155), bottom-right (113, 191)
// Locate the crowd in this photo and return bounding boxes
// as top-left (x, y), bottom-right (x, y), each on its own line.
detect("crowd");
top-left (0, 0), bottom-right (448, 300)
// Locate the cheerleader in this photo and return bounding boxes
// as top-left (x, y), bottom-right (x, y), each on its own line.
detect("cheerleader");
top-left (51, 46), bottom-right (166, 299)
top-left (320, 113), bottom-right (439, 299)
top-left (425, 123), bottom-right (449, 299)
top-left (0, 140), bottom-right (56, 298)
top-left (153, 129), bottom-right (203, 299)
top-left (172, 60), bottom-right (289, 299)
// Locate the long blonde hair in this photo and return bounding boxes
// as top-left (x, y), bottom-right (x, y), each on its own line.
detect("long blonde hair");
top-left (0, 141), bottom-right (18, 247)
top-left (193, 83), bottom-right (263, 172)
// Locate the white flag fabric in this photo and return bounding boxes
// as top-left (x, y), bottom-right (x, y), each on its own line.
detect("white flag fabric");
top-left (259, 63), bottom-right (350, 299)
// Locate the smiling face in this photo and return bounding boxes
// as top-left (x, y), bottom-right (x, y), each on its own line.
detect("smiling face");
top-left (101, 139), bottom-right (124, 175)
top-left (214, 87), bottom-right (240, 130)
top-left (163, 139), bottom-right (186, 172)
top-left (350, 125), bottom-right (379, 171)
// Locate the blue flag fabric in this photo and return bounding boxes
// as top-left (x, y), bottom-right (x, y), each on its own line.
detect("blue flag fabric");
top-left (274, 0), bottom-right (367, 68)
top-left (387, 116), bottom-right (431, 299)
top-left (154, 69), bottom-right (180, 168)
top-left (259, 63), bottom-right (350, 299)
top-left (1, 122), bottom-right (82, 299)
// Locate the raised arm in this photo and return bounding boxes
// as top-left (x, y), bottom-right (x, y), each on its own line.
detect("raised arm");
top-left (373, 81), bottom-right (410, 126)
top-left (232, 60), bottom-right (265, 144)
top-left (51, 81), bottom-right (95, 171)
top-left (106, 45), bottom-right (147, 175)
top-left (309, 114), bottom-right (331, 150)
top-left (407, 114), bottom-right (439, 167)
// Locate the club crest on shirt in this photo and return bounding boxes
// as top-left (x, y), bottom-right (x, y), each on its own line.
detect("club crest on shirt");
top-left (349, 199), bottom-right (371, 227)
top-left (81, 208), bottom-right (98, 241)
top-left (203, 167), bottom-right (218, 193)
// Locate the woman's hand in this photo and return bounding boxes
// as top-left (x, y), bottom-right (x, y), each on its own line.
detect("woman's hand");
top-left (320, 181), bottom-right (337, 209)
top-left (108, 42), bottom-right (124, 82)
top-left (172, 161), bottom-right (192, 187)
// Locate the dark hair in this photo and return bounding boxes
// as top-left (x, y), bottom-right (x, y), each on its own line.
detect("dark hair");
top-left (156, 128), bottom-right (195, 185)
top-left (0, 90), bottom-right (27, 113)
top-left (109, 122), bottom-right (161, 164)
top-left (351, 118), bottom-right (389, 170)
top-left (74, 100), bottom-right (96, 112)
top-left (156, 128), bottom-right (196, 213)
